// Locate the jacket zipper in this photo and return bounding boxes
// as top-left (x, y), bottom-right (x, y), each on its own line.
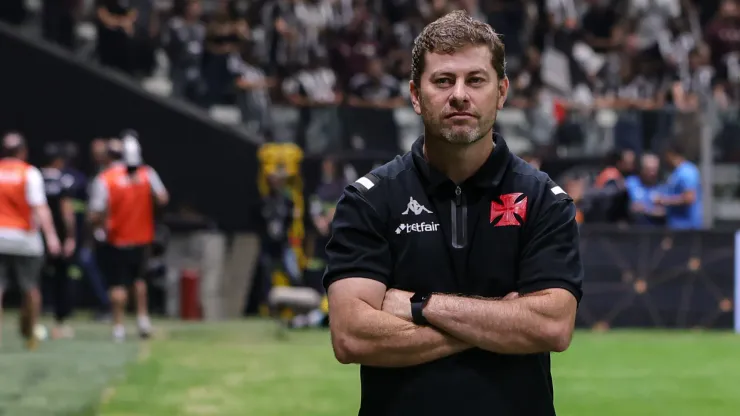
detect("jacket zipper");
top-left (451, 186), bottom-right (467, 249)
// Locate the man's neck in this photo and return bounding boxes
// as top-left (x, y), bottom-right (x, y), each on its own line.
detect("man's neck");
top-left (423, 133), bottom-right (494, 185)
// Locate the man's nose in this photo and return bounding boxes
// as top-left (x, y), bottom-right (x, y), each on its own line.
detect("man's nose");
top-left (449, 80), bottom-right (469, 108)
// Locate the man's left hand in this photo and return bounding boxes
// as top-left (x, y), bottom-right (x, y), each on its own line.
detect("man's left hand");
top-left (382, 289), bottom-right (414, 322)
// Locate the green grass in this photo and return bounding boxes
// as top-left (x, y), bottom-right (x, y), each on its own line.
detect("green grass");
top-left (3, 318), bottom-right (740, 415)
top-left (0, 319), bottom-right (138, 416)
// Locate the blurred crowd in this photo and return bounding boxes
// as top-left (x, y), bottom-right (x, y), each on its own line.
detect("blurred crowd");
top-left (0, 0), bottom-right (732, 154)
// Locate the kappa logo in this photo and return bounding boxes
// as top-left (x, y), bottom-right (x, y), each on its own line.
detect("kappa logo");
top-left (395, 221), bottom-right (440, 235)
top-left (402, 197), bottom-right (433, 215)
top-left (490, 193), bottom-right (528, 227)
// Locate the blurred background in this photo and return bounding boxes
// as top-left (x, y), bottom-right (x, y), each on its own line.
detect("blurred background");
top-left (0, 0), bottom-right (739, 415)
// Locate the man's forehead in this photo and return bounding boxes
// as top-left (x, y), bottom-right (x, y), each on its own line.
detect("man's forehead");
top-left (642, 155), bottom-right (659, 166)
top-left (424, 45), bottom-right (494, 74)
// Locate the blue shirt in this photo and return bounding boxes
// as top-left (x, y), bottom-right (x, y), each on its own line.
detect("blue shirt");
top-left (625, 175), bottom-right (664, 226)
top-left (663, 161), bottom-right (703, 229)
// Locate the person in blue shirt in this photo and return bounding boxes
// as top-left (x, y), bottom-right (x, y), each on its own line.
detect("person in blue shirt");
top-left (655, 143), bottom-right (703, 229)
top-left (626, 153), bottom-right (666, 226)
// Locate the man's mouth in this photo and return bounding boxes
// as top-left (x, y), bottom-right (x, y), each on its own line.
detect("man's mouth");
top-left (446, 112), bottom-right (475, 119)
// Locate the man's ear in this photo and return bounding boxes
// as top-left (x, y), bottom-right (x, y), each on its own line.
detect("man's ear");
top-left (409, 80), bottom-right (422, 115)
top-left (497, 76), bottom-right (509, 110)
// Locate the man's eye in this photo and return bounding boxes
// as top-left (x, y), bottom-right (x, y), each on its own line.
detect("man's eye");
top-left (468, 77), bottom-right (484, 85)
top-left (435, 79), bottom-right (452, 86)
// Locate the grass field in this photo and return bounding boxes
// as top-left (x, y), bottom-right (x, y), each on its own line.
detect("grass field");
top-left (2, 317), bottom-right (740, 416)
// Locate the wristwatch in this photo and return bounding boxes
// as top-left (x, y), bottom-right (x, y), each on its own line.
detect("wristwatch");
top-left (410, 292), bottom-right (432, 326)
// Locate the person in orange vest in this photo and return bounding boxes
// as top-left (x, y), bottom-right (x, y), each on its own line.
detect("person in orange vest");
top-left (590, 149), bottom-right (634, 223)
top-left (594, 149), bottom-right (635, 189)
top-left (88, 131), bottom-right (168, 342)
top-left (0, 132), bottom-right (61, 350)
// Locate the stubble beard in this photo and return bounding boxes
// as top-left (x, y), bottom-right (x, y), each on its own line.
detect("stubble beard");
top-left (420, 95), bottom-right (498, 145)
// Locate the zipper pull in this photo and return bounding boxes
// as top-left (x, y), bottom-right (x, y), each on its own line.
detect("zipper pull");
top-left (455, 186), bottom-right (462, 206)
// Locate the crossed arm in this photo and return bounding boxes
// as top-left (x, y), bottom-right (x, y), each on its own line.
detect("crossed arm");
top-left (326, 188), bottom-right (581, 367)
top-left (328, 278), bottom-right (469, 367)
top-left (328, 279), bottom-right (577, 367)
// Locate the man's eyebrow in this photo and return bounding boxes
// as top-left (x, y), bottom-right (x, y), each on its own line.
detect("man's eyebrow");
top-left (429, 69), bottom-right (490, 78)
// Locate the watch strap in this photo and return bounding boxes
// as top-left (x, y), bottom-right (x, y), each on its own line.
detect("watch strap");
top-left (410, 293), bottom-right (431, 325)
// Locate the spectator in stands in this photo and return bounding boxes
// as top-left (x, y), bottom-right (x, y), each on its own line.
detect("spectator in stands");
top-left (293, 0), bottom-right (334, 65)
top-left (667, 45), bottom-right (713, 158)
top-left (626, 153), bottom-right (666, 225)
top-left (163, 0), bottom-right (207, 105)
top-left (705, 0), bottom-right (740, 73)
top-left (580, 0), bottom-right (623, 55)
top-left (96, 0), bottom-right (138, 75)
top-left (626, 0), bottom-right (682, 67)
top-left (485, 0), bottom-right (527, 69)
top-left (334, 7), bottom-right (384, 84)
top-left (347, 58), bottom-right (405, 109)
top-left (203, 0), bottom-right (249, 107)
top-left (283, 51), bottom-right (343, 154)
top-left (41, 0), bottom-right (80, 50)
top-left (260, 0), bottom-right (302, 75)
top-left (232, 45), bottom-right (275, 135)
top-left (655, 142), bottom-right (703, 229)
top-left (130, 0), bottom-right (160, 78)
top-left (659, 16), bottom-right (695, 75)
top-left (596, 58), bottom-right (663, 153)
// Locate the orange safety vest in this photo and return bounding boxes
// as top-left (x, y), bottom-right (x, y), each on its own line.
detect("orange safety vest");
top-left (594, 166), bottom-right (623, 189)
top-left (0, 158), bottom-right (33, 231)
top-left (101, 165), bottom-right (154, 246)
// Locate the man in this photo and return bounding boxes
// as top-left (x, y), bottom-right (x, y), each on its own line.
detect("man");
top-left (594, 148), bottom-right (634, 189)
top-left (0, 133), bottom-right (61, 350)
top-left (655, 143), bottom-right (703, 229)
top-left (91, 138), bottom-right (114, 172)
top-left (163, 0), bottom-right (206, 105)
top-left (292, 157), bottom-right (345, 328)
top-left (586, 148), bottom-right (632, 224)
top-left (324, 11), bottom-right (583, 416)
top-left (255, 167), bottom-right (301, 309)
top-left (41, 143), bottom-right (78, 339)
top-left (96, 0), bottom-right (138, 74)
top-left (79, 138), bottom-right (116, 320)
top-left (89, 131), bottom-right (168, 341)
top-left (625, 153), bottom-right (665, 226)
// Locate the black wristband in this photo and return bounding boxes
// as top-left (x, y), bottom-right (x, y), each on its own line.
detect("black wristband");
top-left (410, 292), bottom-right (431, 326)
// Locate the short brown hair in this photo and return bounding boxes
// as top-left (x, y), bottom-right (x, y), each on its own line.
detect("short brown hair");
top-left (411, 10), bottom-right (506, 87)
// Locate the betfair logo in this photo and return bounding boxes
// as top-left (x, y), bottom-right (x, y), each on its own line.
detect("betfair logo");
top-left (395, 222), bottom-right (440, 235)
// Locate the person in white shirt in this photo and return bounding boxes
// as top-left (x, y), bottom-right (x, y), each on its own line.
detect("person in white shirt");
top-left (0, 133), bottom-right (61, 350)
